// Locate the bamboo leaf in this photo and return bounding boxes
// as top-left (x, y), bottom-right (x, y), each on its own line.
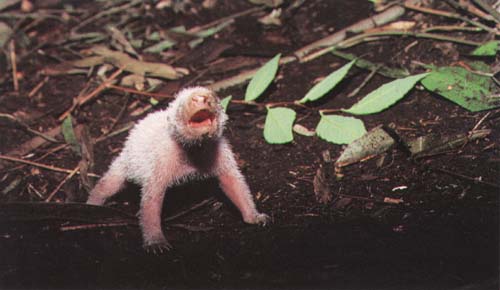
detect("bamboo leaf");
top-left (245, 53), bottom-right (281, 101)
top-left (299, 59), bottom-right (356, 103)
top-left (343, 73), bottom-right (428, 115)
top-left (263, 107), bottom-right (296, 144)
top-left (62, 115), bottom-right (81, 155)
top-left (316, 114), bottom-right (366, 145)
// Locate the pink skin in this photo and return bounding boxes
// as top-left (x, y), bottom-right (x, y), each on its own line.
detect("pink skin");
top-left (87, 87), bottom-right (269, 253)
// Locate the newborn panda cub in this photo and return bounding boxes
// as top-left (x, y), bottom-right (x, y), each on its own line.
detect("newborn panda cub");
top-left (87, 87), bottom-right (269, 253)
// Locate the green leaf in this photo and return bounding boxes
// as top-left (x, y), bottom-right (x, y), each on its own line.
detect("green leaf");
top-left (149, 97), bottom-right (159, 106)
top-left (299, 59), bottom-right (356, 103)
top-left (221, 95), bottom-right (232, 112)
top-left (421, 65), bottom-right (499, 112)
top-left (245, 53), bottom-right (281, 101)
top-left (471, 41), bottom-right (499, 56)
top-left (144, 38), bottom-right (176, 53)
top-left (316, 114), bottom-right (366, 145)
top-left (194, 19), bottom-right (233, 38)
top-left (62, 115), bottom-right (81, 155)
top-left (263, 107), bottom-right (296, 144)
top-left (343, 73), bottom-right (429, 115)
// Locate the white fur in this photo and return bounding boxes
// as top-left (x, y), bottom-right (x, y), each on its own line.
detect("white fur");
top-left (87, 87), bottom-right (269, 252)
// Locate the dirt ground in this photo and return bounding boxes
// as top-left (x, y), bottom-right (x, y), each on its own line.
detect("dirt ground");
top-left (0, 0), bottom-right (499, 289)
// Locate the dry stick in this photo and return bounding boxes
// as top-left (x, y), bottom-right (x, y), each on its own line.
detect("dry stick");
top-left (295, 5), bottom-right (406, 59)
top-left (0, 154), bottom-right (99, 177)
top-left (471, 112), bottom-right (491, 131)
top-left (58, 68), bottom-right (123, 121)
top-left (472, 0), bottom-right (500, 23)
top-left (60, 222), bottom-right (131, 231)
top-left (164, 197), bottom-right (216, 222)
top-left (339, 30), bottom-right (481, 48)
top-left (107, 84), bottom-right (173, 100)
top-left (9, 40), bottom-right (19, 92)
top-left (0, 113), bottom-right (58, 143)
top-left (45, 164), bottom-right (80, 202)
top-left (423, 25), bottom-right (482, 32)
top-left (403, 2), bottom-right (498, 34)
top-left (28, 76), bottom-right (49, 98)
top-left (347, 67), bottom-right (379, 98)
top-left (447, 0), bottom-right (496, 22)
top-left (71, 0), bottom-right (142, 32)
top-left (431, 167), bottom-right (500, 190)
top-left (188, 6), bottom-right (264, 33)
top-left (304, 29), bottom-right (481, 63)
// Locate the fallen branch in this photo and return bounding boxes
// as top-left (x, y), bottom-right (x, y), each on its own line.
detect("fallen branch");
top-left (471, 0), bottom-right (500, 23)
top-left (430, 167), bottom-right (500, 190)
top-left (0, 113), bottom-right (58, 143)
top-left (294, 5), bottom-right (406, 59)
top-left (58, 68), bottom-right (123, 121)
top-left (0, 154), bottom-right (99, 177)
top-left (403, 2), bottom-right (498, 34)
top-left (165, 197), bottom-right (216, 222)
top-left (45, 165), bottom-right (80, 202)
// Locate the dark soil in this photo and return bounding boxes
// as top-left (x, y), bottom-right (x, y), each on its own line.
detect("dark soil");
top-left (0, 1), bottom-right (498, 289)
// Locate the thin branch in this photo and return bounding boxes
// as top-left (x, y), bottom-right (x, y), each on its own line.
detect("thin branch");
top-left (45, 165), bottom-right (80, 202)
top-left (107, 84), bottom-right (173, 100)
top-left (28, 76), bottom-right (49, 98)
top-left (0, 113), bottom-right (59, 143)
top-left (188, 6), bottom-right (264, 34)
top-left (302, 30), bottom-right (480, 63)
top-left (58, 68), bottom-right (123, 121)
top-left (0, 154), bottom-right (100, 177)
top-left (164, 197), bottom-right (216, 222)
top-left (71, 0), bottom-right (142, 32)
top-left (404, 2), bottom-right (498, 34)
top-left (347, 67), bottom-right (379, 98)
top-left (431, 167), bottom-right (500, 190)
top-left (471, 0), bottom-right (500, 23)
top-left (294, 5), bottom-right (406, 59)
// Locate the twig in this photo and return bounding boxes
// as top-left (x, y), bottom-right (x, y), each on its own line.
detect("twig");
top-left (471, 112), bottom-right (491, 131)
top-left (0, 113), bottom-right (59, 143)
top-left (0, 154), bottom-right (99, 177)
top-left (9, 40), bottom-right (18, 92)
top-left (471, 0), bottom-right (500, 23)
top-left (164, 197), bottom-right (216, 222)
top-left (188, 6), bottom-right (264, 34)
top-left (319, 108), bottom-right (342, 114)
top-left (431, 167), bottom-right (500, 189)
top-left (95, 122), bottom-right (134, 142)
top-left (302, 30), bottom-right (480, 63)
top-left (45, 165), bottom-right (80, 202)
top-left (107, 84), bottom-right (173, 100)
top-left (60, 222), bottom-right (132, 231)
top-left (347, 66), bottom-right (379, 98)
top-left (71, 0), bottom-right (142, 32)
top-left (97, 97), bottom-right (129, 140)
top-left (58, 68), bottom-right (123, 121)
top-left (294, 5), bottom-right (406, 59)
top-left (339, 30), bottom-right (480, 48)
top-left (422, 25), bottom-right (482, 32)
top-left (28, 76), bottom-right (49, 98)
top-left (404, 2), bottom-right (497, 34)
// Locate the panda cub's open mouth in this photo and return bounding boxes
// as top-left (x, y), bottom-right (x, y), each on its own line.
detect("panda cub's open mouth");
top-left (188, 109), bottom-right (215, 128)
